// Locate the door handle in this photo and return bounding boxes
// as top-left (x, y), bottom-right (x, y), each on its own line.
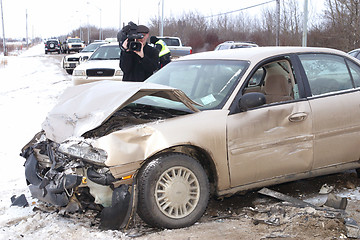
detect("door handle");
top-left (288, 112), bottom-right (308, 122)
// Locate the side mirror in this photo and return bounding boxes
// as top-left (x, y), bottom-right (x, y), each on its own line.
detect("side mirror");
top-left (238, 92), bottom-right (266, 112)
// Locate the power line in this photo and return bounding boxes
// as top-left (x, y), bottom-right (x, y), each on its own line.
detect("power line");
top-left (204, 0), bottom-right (276, 18)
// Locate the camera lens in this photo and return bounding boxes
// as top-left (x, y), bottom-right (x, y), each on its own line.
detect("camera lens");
top-left (128, 41), bottom-right (142, 51)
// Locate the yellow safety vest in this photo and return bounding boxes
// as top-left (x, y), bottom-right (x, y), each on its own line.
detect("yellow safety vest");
top-left (156, 40), bottom-right (171, 57)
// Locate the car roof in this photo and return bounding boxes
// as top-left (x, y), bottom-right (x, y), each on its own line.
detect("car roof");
top-left (179, 47), bottom-right (347, 62)
top-left (348, 48), bottom-right (360, 53)
top-left (98, 42), bottom-right (119, 47)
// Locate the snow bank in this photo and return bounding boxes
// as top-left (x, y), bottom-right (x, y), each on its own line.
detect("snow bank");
top-left (0, 45), bottom-right (128, 239)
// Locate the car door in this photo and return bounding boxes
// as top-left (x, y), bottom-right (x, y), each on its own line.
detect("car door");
top-left (298, 53), bottom-right (360, 169)
top-left (227, 57), bottom-right (314, 188)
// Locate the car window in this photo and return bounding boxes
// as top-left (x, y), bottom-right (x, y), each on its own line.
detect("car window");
top-left (348, 51), bottom-right (359, 58)
top-left (298, 54), bottom-right (354, 96)
top-left (141, 60), bottom-right (249, 111)
top-left (82, 43), bottom-right (105, 52)
top-left (162, 38), bottom-right (180, 46)
top-left (218, 45), bottom-right (229, 50)
top-left (90, 46), bottom-right (120, 60)
top-left (68, 38), bottom-right (82, 43)
top-left (346, 60), bottom-right (360, 88)
top-left (243, 59), bottom-right (298, 104)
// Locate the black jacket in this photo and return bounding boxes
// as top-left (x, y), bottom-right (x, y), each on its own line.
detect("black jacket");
top-left (120, 43), bottom-right (159, 82)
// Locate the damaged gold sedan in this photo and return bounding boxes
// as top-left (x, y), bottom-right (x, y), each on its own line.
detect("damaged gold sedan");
top-left (21, 47), bottom-right (360, 230)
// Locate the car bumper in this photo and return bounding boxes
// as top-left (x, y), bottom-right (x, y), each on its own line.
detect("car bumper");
top-left (24, 151), bottom-right (82, 206)
top-left (46, 48), bottom-right (60, 52)
top-left (68, 47), bottom-right (84, 51)
top-left (63, 62), bottom-right (79, 70)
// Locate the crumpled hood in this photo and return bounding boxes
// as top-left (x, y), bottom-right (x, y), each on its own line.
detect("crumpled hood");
top-left (42, 81), bottom-right (199, 143)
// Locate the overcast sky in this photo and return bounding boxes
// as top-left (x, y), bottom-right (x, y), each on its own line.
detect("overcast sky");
top-left (0, 0), bottom-right (324, 39)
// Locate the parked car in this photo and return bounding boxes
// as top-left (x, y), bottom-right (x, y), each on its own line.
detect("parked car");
top-left (44, 39), bottom-right (61, 54)
top-left (72, 42), bottom-right (122, 85)
top-left (21, 47), bottom-right (360, 230)
top-left (62, 37), bottom-right (86, 54)
top-left (348, 48), bottom-right (360, 60)
top-left (61, 42), bottom-right (107, 75)
top-left (214, 41), bottom-right (259, 50)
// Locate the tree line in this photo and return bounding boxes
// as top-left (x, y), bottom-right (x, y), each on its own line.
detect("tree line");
top-left (49, 0), bottom-right (360, 54)
top-left (146, 0), bottom-right (360, 53)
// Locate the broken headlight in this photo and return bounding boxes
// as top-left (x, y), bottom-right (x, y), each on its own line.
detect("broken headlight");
top-left (58, 139), bottom-right (107, 165)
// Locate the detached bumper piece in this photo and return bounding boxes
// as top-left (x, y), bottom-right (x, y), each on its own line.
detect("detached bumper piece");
top-left (100, 184), bottom-right (131, 230)
top-left (23, 148), bottom-right (82, 207)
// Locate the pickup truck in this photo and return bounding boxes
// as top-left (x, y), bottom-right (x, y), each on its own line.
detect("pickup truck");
top-left (156, 36), bottom-right (192, 58)
top-left (61, 37), bottom-right (86, 54)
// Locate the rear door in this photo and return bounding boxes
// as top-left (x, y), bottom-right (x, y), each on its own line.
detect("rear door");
top-left (298, 53), bottom-right (360, 169)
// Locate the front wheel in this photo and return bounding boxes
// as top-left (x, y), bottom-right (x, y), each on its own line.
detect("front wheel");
top-left (137, 153), bottom-right (209, 229)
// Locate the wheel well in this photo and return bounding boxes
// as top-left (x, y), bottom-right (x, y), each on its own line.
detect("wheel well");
top-left (147, 145), bottom-right (218, 195)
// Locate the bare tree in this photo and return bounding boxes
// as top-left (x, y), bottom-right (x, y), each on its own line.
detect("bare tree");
top-left (323, 0), bottom-right (360, 51)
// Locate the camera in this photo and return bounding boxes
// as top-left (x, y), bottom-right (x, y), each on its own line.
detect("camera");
top-left (117, 22), bottom-right (144, 52)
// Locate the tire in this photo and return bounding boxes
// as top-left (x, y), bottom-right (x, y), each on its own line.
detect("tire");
top-left (137, 153), bottom-right (209, 229)
top-left (66, 69), bottom-right (73, 75)
top-left (356, 168), bottom-right (360, 178)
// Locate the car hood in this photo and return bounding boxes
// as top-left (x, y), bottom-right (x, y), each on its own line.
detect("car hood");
top-left (42, 81), bottom-right (200, 143)
top-left (65, 52), bottom-right (82, 59)
top-left (75, 59), bottom-right (120, 70)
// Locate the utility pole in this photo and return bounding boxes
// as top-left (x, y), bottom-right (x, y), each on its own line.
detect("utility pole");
top-left (26, 9), bottom-right (29, 48)
top-left (0, 0), bottom-right (6, 56)
top-left (119, 0), bottom-right (122, 29)
top-left (276, 0), bottom-right (280, 46)
top-left (302, 0), bottom-right (308, 47)
top-left (87, 14), bottom-right (90, 44)
top-left (99, 8), bottom-right (102, 40)
top-left (160, 0), bottom-right (164, 37)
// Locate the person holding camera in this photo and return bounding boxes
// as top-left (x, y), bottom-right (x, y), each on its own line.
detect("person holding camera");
top-left (119, 24), bottom-right (159, 82)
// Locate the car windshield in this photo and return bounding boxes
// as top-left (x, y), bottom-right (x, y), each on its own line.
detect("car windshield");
top-left (82, 43), bottom-right (106, 52)
top-left (68, 38), bottom-right (82, 43)
top-left (89, 45), bottom-right (120, 60)
top-left (135, 60), bottom-right (249, 111)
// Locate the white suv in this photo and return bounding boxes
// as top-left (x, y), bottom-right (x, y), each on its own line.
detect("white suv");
top-left (62, 42), bottom-right (107, 75)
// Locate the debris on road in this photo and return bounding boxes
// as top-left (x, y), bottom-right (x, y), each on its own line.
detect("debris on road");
top-left (10, 194), bottom-right (28, 207)
top-left (319, 184), bottom-right (335, 194)
top-left (324, 193), bottom-right (348, 210)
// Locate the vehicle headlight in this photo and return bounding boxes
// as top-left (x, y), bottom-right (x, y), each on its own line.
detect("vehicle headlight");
top-left (58, 140), bottom-right (107, 165)
top-left (73, 70), bottom-right (86, 76)
top-left (115, 70), bottom-right (123, 76)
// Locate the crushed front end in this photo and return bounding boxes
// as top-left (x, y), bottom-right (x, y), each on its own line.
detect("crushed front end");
top-left (19, 81), bottom-right (198, 229)
top-left (20, 131), bottom-right (134, 229)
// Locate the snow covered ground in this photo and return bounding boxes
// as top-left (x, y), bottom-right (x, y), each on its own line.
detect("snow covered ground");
top-left (0, 45), bottom-right (127, 239)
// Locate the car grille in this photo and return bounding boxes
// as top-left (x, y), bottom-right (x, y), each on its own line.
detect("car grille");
top-left (72, 44), bottom-right (81, 47)
top-left (68, 57), bottom-right (79, 62)
top-left (87, 68), bottom-right (115, 77)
